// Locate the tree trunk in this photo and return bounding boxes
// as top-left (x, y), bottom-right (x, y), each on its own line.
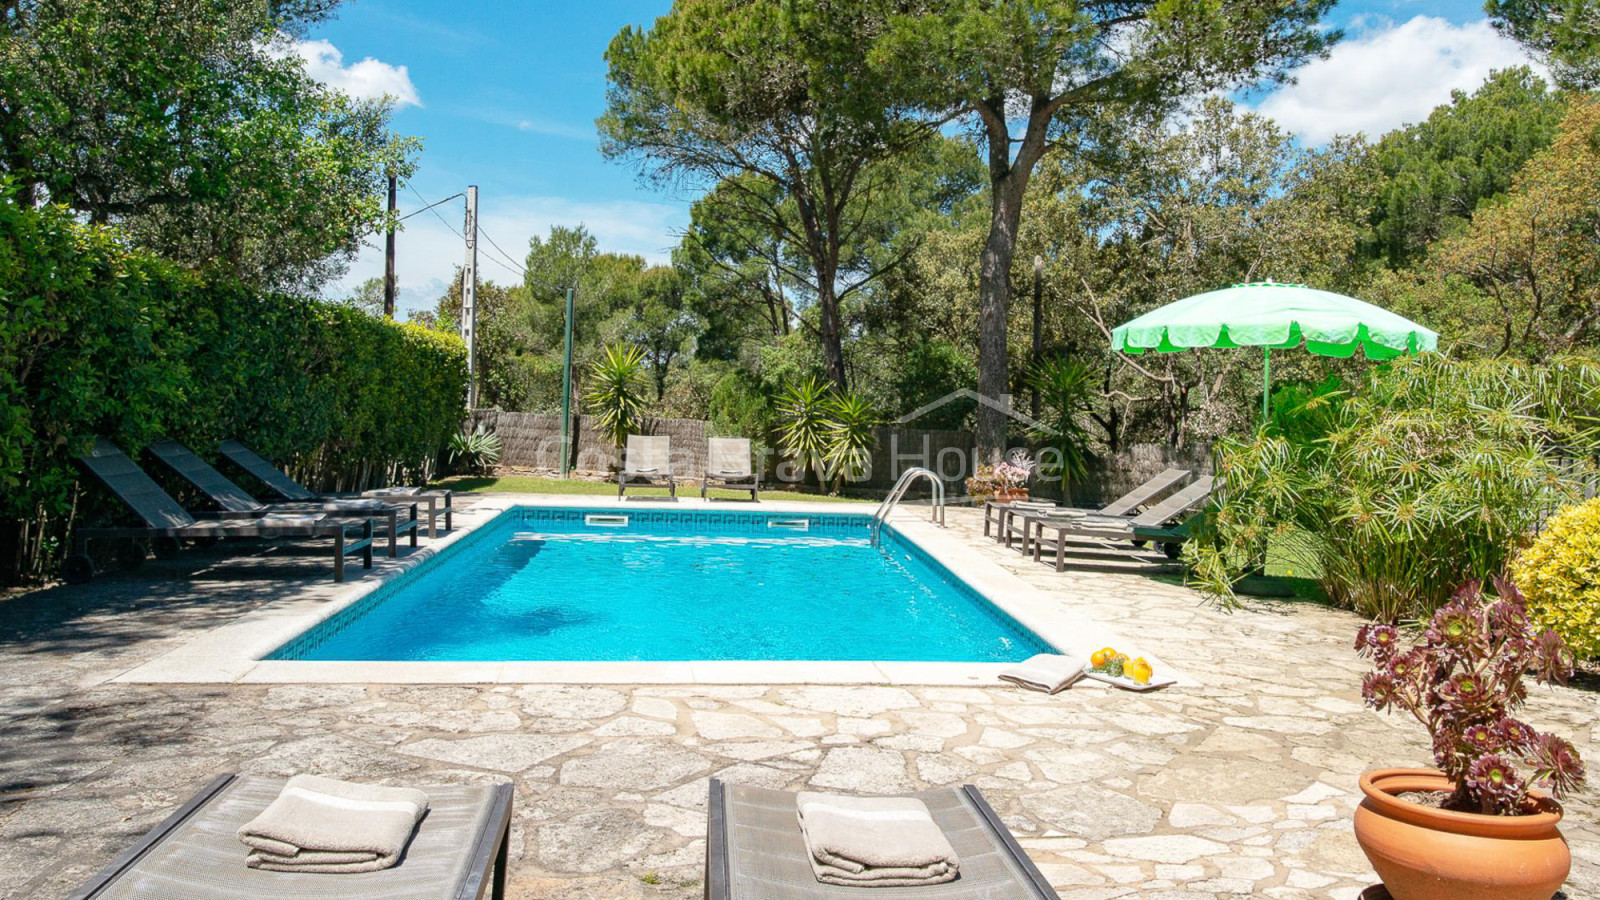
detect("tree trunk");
top-left (975, 173), bottom-right (1027, 464)
top-left (816, 277), bottom-right (847, 392)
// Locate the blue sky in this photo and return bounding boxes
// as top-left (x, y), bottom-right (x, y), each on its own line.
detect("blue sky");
top-left (301, 0), bottom-right (1538, 314)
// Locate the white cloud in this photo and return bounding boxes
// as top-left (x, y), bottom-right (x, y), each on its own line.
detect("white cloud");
top-left (331, 195), bottom-right (687, 315)
top-left (278, 38), bottom-right (421, 108)
top-left (1254, 16), bottom-right (1544, 145)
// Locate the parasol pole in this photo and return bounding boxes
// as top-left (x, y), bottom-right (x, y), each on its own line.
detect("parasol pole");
top-left (1262, 347), bottom-right (1270, 422)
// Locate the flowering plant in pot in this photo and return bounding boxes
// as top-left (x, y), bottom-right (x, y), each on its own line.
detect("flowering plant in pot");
top-left (1353, 578), bottom-right (1586, 900)
top-left (966, 461), bottom-right (1032, 502)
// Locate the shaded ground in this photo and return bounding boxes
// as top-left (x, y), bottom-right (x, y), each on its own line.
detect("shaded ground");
top-left (431, 474), bottom-right (871, 504)
top-left (1, 504), bottom-right (1595, 900)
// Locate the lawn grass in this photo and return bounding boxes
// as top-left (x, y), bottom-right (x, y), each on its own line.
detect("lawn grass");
top-left (429, 474), bottom-right (873, 504)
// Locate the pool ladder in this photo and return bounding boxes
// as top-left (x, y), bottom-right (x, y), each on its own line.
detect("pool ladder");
top-left (871, 467), bottom-right (945, 543)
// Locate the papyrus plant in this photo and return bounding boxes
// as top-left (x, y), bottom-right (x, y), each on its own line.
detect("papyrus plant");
top-left (1188, 354), bottom-right (1600, 619)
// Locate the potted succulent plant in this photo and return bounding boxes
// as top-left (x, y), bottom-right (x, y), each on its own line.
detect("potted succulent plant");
top-left (1353, 578), bottom-right (1586, 900)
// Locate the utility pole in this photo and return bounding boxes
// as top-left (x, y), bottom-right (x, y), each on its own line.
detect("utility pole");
top-left (461, 185), bottom-right (479, 408)
top-left (1031, 254), bottom-right (1044, 419)
top-left (383, 173), bottom-right (397, 319)
top-left (559, 286), bottom-right (575, 478)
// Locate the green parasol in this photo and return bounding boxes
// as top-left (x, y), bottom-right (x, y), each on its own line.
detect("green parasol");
top-left (1110, 281), bottom-right (1439, 419)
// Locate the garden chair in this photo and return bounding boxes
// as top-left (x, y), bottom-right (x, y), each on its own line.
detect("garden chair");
top-left (1026, 476), bottom-right (1215, 571)
top-left (146, 439), bottom-right (419, 558)
top-left (996, 467), bottom-right (1190, 547)
top-left (218, 439), bottom-right (451, 537)
top-left (66, 438), bottom-right (374, 583)
top-left (68, 774), bottom-right (512, 900)
top-left (701, 437), bottom-right (759, 500)
top-left (705, 779), bottom-right (1059, 899)
top-left (618, 434), bottom-right (677, 498)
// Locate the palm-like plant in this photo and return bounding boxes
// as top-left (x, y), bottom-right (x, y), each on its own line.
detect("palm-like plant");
top-left (1029, 357), bottom-right (1094, 497)
top-left (446, 423), bottom-right (503, 475)
top-left (776, 377), bottom-right (833, 488)
top-left (824, 391), bottom-right (879, 491)
top-left (1188, 354), bottom-right (1600, 618)
top-left (584, 345), bottom-right (649, 449)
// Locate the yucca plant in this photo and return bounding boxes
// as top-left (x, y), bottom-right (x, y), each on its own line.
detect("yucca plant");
top-left (446, 423), bottom-right (503, 475)
top-left (1188, 354), bottom-right (1600, 619)
top-left (585, 345), bottom-right (649, 449)
top-left (1029, 357), bottom-right (1094, 497)
top-left (824, 391), bottom-right (880, 491)
top-left (776, 376), bottom-right (833, 488)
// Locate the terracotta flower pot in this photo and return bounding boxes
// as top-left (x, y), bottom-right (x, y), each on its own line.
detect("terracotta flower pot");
top-left (1355, 768), bottom-right (1570, 900)
top-left (994, 488), bottom-right (1029, 502)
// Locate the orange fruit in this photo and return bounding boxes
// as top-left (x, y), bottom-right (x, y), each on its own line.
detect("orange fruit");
top-left (1090, 647), bottom-right (1116, 667)
top-left (1127, 657), bottom-right (1153, 685)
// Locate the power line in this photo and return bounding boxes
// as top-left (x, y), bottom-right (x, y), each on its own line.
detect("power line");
top-left (398, 191), bottom-right (464, 222)
top-left (406, 183), bottom-right (465, 242)
top-left (477, 225), bottom-right (527, 276)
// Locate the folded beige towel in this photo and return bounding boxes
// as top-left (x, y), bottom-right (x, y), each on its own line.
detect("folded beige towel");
top-left (999, 652), bottom-right (1088, 694)
top-left (796, 793), bottom-right (959, 887)
top-left (238, 774), bottom-right (428, 874)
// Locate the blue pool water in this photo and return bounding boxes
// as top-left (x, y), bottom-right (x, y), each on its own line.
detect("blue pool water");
top-left (271, 508), bottom-right (1052, 662)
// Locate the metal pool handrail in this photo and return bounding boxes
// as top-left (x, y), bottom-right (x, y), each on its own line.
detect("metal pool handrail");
top-left (871, 467), bottom-right (945, 542)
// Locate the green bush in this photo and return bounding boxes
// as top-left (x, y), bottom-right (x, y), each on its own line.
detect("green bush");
top-left (1187, 354), bottom-right (1600, 620)
top-left (0, 194), bottom-right (467, 582)
top-left (1513, 498), bottom-right (1600, 660)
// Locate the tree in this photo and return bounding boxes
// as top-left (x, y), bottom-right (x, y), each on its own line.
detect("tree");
top-left (0, 0), bottom-right (417, 292)
top-left (1487, 0), bottom-right (1600, 89)
top-left (342, 277), bottom-right (390, 317)
top-left (1014, 98), bottom-right (1378, 446)
top-left (1432, 94), bottom-right (1600, 357)
top-left (1363, 67), bottom-right (1565, 269)
top-left (870, 0), bottom-right (1338, 461)
top-left (600, 0), bottom-right (934, 391)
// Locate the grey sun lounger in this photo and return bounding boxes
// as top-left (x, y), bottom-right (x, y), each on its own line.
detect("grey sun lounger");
top-left (67, 438), bottom-right (375, 583)
top-left (1026, 475), bottom-right (1216, 570)
top-left (702, 437), bottom-right (759, 500)
top-left (706, 780), bottom-right (1059, 899)
top-left (218, 439), bottom-right (452, 537)
top-left (147, 440), bottom-right (420, 558)
top-left (618, 434), bottom-right (677, 498)
top-left (995, 468), bottom-right (1191, 547)
top-left (69, 774), bottom-right (512, 900)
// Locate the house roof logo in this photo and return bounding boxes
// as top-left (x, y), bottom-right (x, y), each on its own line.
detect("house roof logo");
top-left (893, 389), bottom-right (1059, 436)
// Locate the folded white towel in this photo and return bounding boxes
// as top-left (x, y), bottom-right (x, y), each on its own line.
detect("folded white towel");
top-left (238, 775), bottom-right (428, 874)
top-left (796, 792), bottom-right (959, 887)
top-left (999, 652), bottom-right (1088, 694)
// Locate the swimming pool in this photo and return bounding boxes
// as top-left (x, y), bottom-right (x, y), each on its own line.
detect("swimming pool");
top-left (270, 507), bottom-right (1053, 663)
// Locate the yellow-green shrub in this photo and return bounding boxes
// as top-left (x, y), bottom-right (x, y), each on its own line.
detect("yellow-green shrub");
top-left (1512, 498), bottom-right (1600, 660)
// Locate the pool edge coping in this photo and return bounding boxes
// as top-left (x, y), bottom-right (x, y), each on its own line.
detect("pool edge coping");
top-left (109, 494), bottom-right (1195, 688)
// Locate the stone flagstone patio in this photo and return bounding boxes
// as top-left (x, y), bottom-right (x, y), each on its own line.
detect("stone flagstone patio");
top-left (1, 501), bottom-right (1595, 899)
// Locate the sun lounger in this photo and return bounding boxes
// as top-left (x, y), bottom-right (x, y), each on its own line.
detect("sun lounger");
top-left (997, 468), bottom-right (1190, 547)
top-left (706, 779), bottom-right (1059, 899)
top-left (68, 774), bottom-right (512, 900)
top-left (1026, 476), bottom-right (1215, 571)
top-left (982, 499), bottom-right (1055, 540)
top-left (618, 434), bottom-right (677, 498)
top-left (701, 438), bottom-right (759, 500)
top-left (65, 438), bottom-right (375, 583)
top-left (218, 439), bottom-right (451, 537)
top-left (147, 440), bottom-right (420, 558)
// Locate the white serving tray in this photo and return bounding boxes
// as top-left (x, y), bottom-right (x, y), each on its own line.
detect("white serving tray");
top-left (1082, 665), bottom-right (1176, 692)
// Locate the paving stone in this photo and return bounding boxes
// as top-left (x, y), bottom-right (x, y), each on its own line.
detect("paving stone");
top-left (400, 734), bottom-right (591, 772)
top-left (690, 711), bottom-right (781, 740)
top-left (1102, 835), bottom-right (1230, 864)
top-left (560, 740), bottom-right (714, 791)
top-left (808, 747), bottom-right (913, 793)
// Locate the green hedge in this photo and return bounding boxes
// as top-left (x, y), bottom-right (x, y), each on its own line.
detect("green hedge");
top-left (0, 194), bottom-right (467, 582)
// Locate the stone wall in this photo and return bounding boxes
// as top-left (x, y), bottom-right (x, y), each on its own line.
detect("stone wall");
top-left (470, 409), bottom-right (1210, 500)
